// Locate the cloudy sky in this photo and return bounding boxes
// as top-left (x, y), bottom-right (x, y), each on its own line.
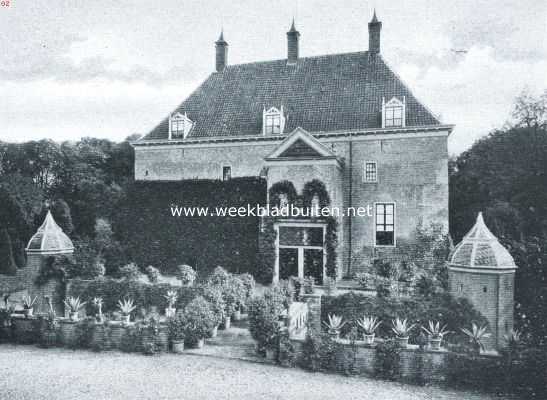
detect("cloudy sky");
top-left (1, 0), bottom-right (546, 154)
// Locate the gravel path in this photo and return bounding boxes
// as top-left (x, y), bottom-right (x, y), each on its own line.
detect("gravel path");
top-left (0, 345), bottom-right (508, 400)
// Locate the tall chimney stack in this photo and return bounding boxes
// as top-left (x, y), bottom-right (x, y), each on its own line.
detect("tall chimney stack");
top-left (287, 19), bottom-right (300, 65)
top-left (215, 30), bottom-right (228, 72)
top-left (368, 10), bottom-right (382, 54)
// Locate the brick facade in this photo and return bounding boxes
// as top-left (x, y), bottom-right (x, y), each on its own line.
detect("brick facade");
top-left (134, 129), bottom-right (449, 280)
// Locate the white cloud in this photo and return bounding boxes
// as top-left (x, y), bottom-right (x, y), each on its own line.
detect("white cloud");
top-left (396, 46), bottom-right (547, 154)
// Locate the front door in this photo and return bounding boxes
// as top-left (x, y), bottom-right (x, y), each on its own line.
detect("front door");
top-left (276, 224), bottom-right (325, 284)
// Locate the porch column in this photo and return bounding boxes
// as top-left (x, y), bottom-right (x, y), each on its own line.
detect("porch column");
top-left (273, 225), bottom-right (279, 283)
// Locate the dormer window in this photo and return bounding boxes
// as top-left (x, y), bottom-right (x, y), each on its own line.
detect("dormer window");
top-left (382, 97), bottom-right (406, 128)
top-left (263, 106), bottom-right (285, 135)
top-left (169, 112), bottom-right (194, 139)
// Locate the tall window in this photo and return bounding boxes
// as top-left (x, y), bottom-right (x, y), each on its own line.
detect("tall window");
top-left (169, 112), bottom-right (193, 139)
top-left (265, 114), bottom-right (281, 134)
top-left (222, 166), bottom-right (231, 181)
top-left (375, 203), bottom-right (395, 246)
top-left (263, 106), bottom-right (285, 135)
top-left (382, 97), bottom-right (405, 128)
top-left (364, 161), bottom-right (377, 183)
top-left (170, 118), bottom-right (186, 138)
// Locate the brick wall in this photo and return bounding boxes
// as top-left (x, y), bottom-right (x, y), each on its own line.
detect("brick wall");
top-left (134, 131), bottom-right (449, 279)
top-left (0, 253), bottom-right (65, 315)
top-left (448, 269), bottom-right (515, 350)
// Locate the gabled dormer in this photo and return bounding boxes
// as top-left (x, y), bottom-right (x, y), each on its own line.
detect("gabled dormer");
top-left (169, 112), bottom-right (194, 140)
top-left (382, 96), bottom-right (406, 128)
top-left (263, 106), bottom-right (286, 135)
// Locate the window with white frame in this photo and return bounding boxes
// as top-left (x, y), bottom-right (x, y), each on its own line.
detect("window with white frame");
top-left (382, 97), bottom-right (405, 128)
top-left (169, 112), bottom-right (194, 139)
top-left (375, 203), bottom-right (395, 246)
top-left (364, 161), bottom-right (377, 183)
top-left (263, 106), bottom-right (285, 135)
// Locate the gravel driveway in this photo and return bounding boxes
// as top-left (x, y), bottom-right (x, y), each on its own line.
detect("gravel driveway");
top-left (0, 345), bottom-right (508, 400)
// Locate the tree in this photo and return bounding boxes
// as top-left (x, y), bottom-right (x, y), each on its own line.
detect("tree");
top-left (0, 228), bottom-right (18, 275)
top-left (50, 198), bottom-right (74, 235)
top-left (450, 91), bottom-right (547, 344)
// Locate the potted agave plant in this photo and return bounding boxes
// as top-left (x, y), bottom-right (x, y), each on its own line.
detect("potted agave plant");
top-left (356, 315), bottom-right (382, 345)
top-left (391, 317), bottom-right (415, 348)
top-left (164, 290), bottom-right (178, 318)
top-left (118, 298), bottom-right (136, 324)
top-left (461, 323), bottom-right (491, 354)
top-left (22, 295), bottom-right (37, 317)
top-left (92, 297), bottom-right (104, 323)
top-left (421, 320), bottom-right (451, 350)
top-left (64, 296), bottom-right (86, 321)
top-left (323, 313), bottom-right (346, 340)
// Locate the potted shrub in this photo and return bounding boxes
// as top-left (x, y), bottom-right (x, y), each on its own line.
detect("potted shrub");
top-left (421, 320), bottom-right (451, 350)
top-left (22, 295), bottom-right (37, 317)
top-left (92, 297), bottom-right (104, 323)
top-left (41, 302), bottom-right (58, 348)
top-left (164, 290), bottom-right (178, 318)
top-left (117, 298), bottom-right (136, 324)
top-left (323, 313), bottom-right (345, 340)
top-left (183, 296), bottom-right (215, 348)
top-left (176, 264), bottom-right (197, 287)
top-left (391, 317), bottom-right (415, 348)
top-left (461, 323), bottom-right (491, 354)
top-left (64, 296), bottom-right (86, 321)
top-left (356, 315), bottom-right (381, 345)
top-left (202, 284), bottom-right (225, 338)
top-left (167, 315), bottom-right (186, 353)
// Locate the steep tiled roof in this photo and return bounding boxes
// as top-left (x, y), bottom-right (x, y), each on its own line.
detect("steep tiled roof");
top-left (143, 52), bottom-right (440, 140)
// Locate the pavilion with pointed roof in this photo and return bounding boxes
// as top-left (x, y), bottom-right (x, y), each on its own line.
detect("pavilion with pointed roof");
top-left (26, 211), bottom-right (74, 255)
top-left (448, 212), bottom-right (517, 351)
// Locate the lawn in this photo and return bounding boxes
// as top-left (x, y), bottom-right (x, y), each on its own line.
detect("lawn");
top-left (0, 345), bottom-right (509, 400)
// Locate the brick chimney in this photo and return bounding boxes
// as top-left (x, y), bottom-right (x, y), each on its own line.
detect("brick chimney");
top-left (287, 19), bottom-right (300, 65)
top-left (368, 10), bottom-right (382, 54)
top-left (215, 30), bottom-right (228, 72)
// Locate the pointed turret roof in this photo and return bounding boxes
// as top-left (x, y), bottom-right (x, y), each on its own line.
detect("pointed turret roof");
top-left (449, 212), bottom-right (516, 271)
top-left (370, 9), bottom-right (379, 23)
top-left (288, 18), bottom-right (298, 33)
top-left (216, 29), bottom-right (227, 45)
top-left (26, 211), bottom-right (74, 254)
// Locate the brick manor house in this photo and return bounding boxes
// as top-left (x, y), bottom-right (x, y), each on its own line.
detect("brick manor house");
top-left (133, 12), bottom-right (453, 284)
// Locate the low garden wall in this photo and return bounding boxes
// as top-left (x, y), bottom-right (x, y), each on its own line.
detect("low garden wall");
top-left (1, 314), bottom-right (170, 355)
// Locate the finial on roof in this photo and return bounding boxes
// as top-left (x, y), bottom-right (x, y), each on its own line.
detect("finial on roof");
top-left (216, 29), bottom-right (227, 44)
top-left (289, 18), bottom-right (297, 32)
top-left (371, 9), bottom-right (379, 23)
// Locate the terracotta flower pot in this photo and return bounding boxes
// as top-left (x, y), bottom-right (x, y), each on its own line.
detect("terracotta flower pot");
top-left (233, 309), bottom-right (242, 321)
top-left (192, 338), bottom-right (204, 349)
top-left (171, 340), bottom-right (185, 354)
top-left (69, 311), bottom-right (79, 322)
top-left (428, 337), bottom-right (442, 351)
top-left (165, 307), bottom-right (176, 318)
top-left (24, 308), bottom-right (33, 317)
top-left (222, 316), bottom-right (231, 330)
top-left (395, 336), bottom-right (409, 348)
top-left (121, 315), bottom-right (130, 324)
top-left (266, 348), bottom-right (276, 361)
top-left (328, 329), bottom-right (340, 340)
top-left (209, 325), bottom-right (218, 338)
top-left (363, 333), bottom-right (375, 345)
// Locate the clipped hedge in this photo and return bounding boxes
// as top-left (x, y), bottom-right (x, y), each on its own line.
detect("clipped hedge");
top-left (67, 278), bottom-right (200, 315)
top-left (113, 178), bottom-right (266, 277)
top-left (322, 292), bottom-right (487, 345)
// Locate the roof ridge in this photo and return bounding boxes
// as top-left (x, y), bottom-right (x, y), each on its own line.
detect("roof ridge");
top-left (221, 50), bottom-right (370, 70)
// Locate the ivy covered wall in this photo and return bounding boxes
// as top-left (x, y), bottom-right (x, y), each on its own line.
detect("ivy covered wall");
top-left (113, 178), bottom-right (266, 277)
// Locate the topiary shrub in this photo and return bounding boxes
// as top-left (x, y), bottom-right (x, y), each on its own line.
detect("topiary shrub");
top-left (183, 296), bottom-right (216, 344)
top-left (145, 266), bottom-right (160, 283)
top-left (118, 263), bottom-right (140, 281)
top-left (248, 294), bottom-right (283, 354)
top-left (176, 265), bottom-right (196, 287)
